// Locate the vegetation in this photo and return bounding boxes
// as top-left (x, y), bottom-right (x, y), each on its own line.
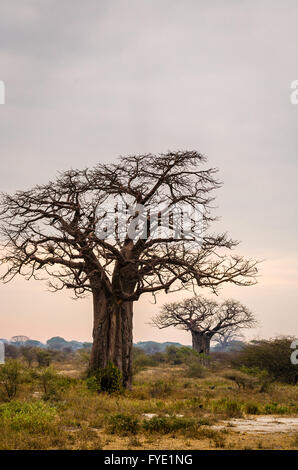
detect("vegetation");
top-left (87, 362), bottom-right (122, 394)
top-left (0, 360), bottom-right (25, 400)
top-left (0, 338), bottom-right (296, 450)
top-left (233, 337), bottom-right (298, 385)
top-left (0, 151), bottom-right (258, 388)
top-left (153, 296), bottom-right (256, 358)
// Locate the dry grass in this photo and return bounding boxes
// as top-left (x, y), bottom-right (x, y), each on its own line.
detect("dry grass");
top-left (0, 361), bottom-right (297, 450)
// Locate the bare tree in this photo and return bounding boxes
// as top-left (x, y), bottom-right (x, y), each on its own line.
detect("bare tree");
top-left (152, 296), bottom-right (256, 359)
top-left (11, 335), bottom-right (29, 345)
top-left (0, 151), bottom-right (258, 387)
top-left (212, 326), bottom-right (245, 351)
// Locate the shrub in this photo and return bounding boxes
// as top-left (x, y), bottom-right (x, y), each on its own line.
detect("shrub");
top-left (211, 398), bottom-right (243, 417)
top-left (36, 367), bottom-right (72, 400)
top-left (240, 366), bottom-right (273, 392)
top-left (132, 348), bottom-right (159, 375)
top-left (234, 337), bottom-right (298, 385)
top-left (244, 402), bottom-right (261, 415)
top-left (143, 416), bottom-right (197, 434)
top-left (76, 348), bottom-right (90, 366)
top-left (149, 380), bottom-right (172, 398)
top-left (185, 360), bottom-right (206, 378)
top-left (20, 347), bottom-right (36, 367)
top-left (0, 360), bottom-right (24, 400)
top-left (263, 402), bottom-right (290, 415)
top-left (108, 413), bottom-right (139, 435)
top-left (4, 344), bottom-right (20, 360)
top-left (165, 345), bottom-right (194, 365)
top-left (35, 349), bottom-right (52, 367)
top-left (87, 362), bottom-right (122, 393)
top-left (185, 397), bottom-right (204, 410)
top-left (224, 371), bottom-right (257, 390)
top-left (86, 375), bottom-right (99, 392)
top-left (0, 400), bottom-right (56, 432)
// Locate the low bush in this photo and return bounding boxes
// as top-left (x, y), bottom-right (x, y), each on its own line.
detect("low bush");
top-left (234, 337), bottom-right (298, 385)
top-left (0, 400), bottom-right (57, 432)
top-left (211, 398), bottom-right (243, 417)
top-left (34, 367), bottom-right (73, 400)
top-left (108, 413), bottom-right (139, 435)
top-left (185, 360), bottom-right (206, 378)
top-left (165, 345), bottom-right (196, 365)
top-left (143, 416), bottom-right (197, 434)
top-left (263, 402), bottom-right (290, 415)
top-left (87, 362), bottom-right (122, 393)
top-left (132, 348), bottom-right (160, 375)
top-left (244, 402), bottom-right (261, 415)
top-left (0, 360), bottom-right (25, 400)
top-left (35, 349), bottom-right (52, 367)
top-left (223, 371), bottom-right (257, 390)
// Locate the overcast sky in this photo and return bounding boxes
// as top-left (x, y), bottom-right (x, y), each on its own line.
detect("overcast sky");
top-left (0, 0), bottom-right (297, 344)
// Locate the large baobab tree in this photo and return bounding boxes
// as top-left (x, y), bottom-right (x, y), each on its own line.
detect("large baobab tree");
top-left (153, 296), bottom-right (256, 358)
top-left (0, 151), bottom-right (258, 387)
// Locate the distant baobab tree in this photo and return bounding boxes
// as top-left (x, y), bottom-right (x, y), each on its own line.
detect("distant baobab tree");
top-left (212, 325), bottom-right (245, 351)
top-left (11, 335), bottom-right (30, 345)
top-left (152, 296), bottom-right (256, 360)
top-left (0, 151), bottom-right (258, 388)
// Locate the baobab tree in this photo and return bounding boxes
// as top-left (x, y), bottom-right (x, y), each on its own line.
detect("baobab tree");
top-left (152, 296), bottom-right (256, 359)
top-left (212, 325), bottom-right (245, 351)
top-left (0, 151), bottom-right (258, 387)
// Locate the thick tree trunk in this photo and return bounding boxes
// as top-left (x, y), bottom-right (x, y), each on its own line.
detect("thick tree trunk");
top-left (191, 331), bottom-right (211, 365)
top-left (89, 289), bottom-right (133, 389)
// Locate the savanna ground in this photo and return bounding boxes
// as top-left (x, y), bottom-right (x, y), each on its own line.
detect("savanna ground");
top-left (0, 345), bottom-right (297, 450)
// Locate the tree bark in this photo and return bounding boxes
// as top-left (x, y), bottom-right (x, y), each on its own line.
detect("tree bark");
top-left (191, 331), bottom-right (211, 364)
top-left (89, 289), bottom-right (133, 389)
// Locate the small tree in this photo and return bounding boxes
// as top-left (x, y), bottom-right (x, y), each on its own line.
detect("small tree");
top-left (35, 349), bottom-right (52, 367)
top-left (0, 360), bottom-right (24, 400)
top-left (4, 344), bottom-right (20, 360)
top-left (21, 346), bottom-right (36, 367)
top-left (153, 296), bottom-right (256, 360)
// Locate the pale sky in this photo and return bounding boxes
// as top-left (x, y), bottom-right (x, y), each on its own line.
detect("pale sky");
top-left (0, 0), bottom-right (297, 344)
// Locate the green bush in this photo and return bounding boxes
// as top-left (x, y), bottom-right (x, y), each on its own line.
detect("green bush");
top-left (165, 345), bottom-right (194, 365)
top-left (87, 362), bottom-right (122, 393)
top-left (132, 348), bottom-right (159, 375)
top-left (143, 416), bottom-right (197, 434)
top-left (244, 402), bottom-right (261, 415)
top-left (185, 360), bottom-right (206, 378)
top-left (35, 349), bottom-right (52, 367)
top-left (108, 413), bottom-right (139, 435)
top-left (211, 398), bottom-right (243, 417)
top-left (224, 371), bottom-right (257, 390)
top-left (263, 402), bottom-right (290, 415)
top-left (240, 366), bottom-right (273, 392)
top-left (0, 400), bottom-right (56, 432)
top-left (35, 367), bottom-right (73, 400)
top-left (0, 360), bottom-right (25, 400)
top-left (234, 337), bottom-right (298, 385)
top-left (86, 375), bottom-right (99, 392)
